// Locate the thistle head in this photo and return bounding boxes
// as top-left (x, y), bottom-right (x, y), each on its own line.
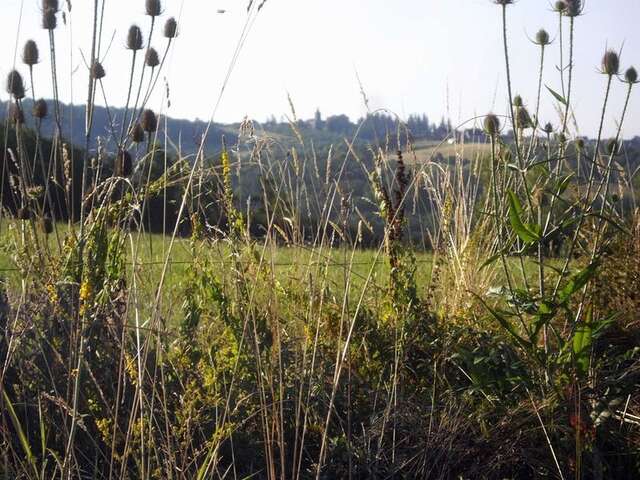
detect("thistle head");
top-left (115, 149), bottom-right (133, 177)
top-left (164, 17), bottom-right (178, 38)
top-left (22, 40), bottom-right (40, 67)
top-left (534, 29), bottom-right (551, 46)
top-left (127, 25), bottom-right (144, 51)
top-left (91, 61), bottom-right (106, 80)
top-left (9, 103), bottom-right (25, 125)
top-left (146, 0), bottom-right (162, 17)
top-left (624, 67), bottom-right (638, 84)
top-left (6, 70), bottom-right (26, 100)
top-left (141, 109), bottom-right (158, 133)
top-left (33, 99), bottom-right (48, 119)
top-left (145, 47), bottom-right (160, 68)
top-left (601, 50), bottom-right (620, 76)
top-left (563, 0), bottom-right (582, 17)
top-left (130, 123), bottom-right (145, 143)
top-left (483, 113), bottom-right (501, 137)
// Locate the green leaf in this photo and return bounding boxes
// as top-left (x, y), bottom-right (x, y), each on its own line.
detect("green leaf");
top-left (507, 191), bottom-right (540, 243)
top-left (473, 293), bottom-right (532, 350)
top-left (546, 85), bottom-right (568, 106)
top-left (558, 262), bottom-right (599, 305)
top-left (3, 390), bottom-right (38, 477)
top-left (573, 307), bottom-right (593, 377)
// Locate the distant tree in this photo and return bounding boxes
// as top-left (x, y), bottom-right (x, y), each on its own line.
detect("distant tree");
top-left (313, 109), bottom-right (324, 130)
top-left (325, 114), bottom-right (352, 135)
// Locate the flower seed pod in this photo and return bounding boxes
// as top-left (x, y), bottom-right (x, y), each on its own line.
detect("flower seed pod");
top-left (10, 103), bottom-right (25, 125)
top-left (554, 1), bottom-right (566, 13)
top-left (130, 123), bottom-right (145, 143)
top-left (535, 29), bottom-right (550, 46)
top-left (33, 98), bottom-right (48, 119)
top-left (127, 25), bottom-right (144, 51)
top-left (494, 0), bottom-right (514, 5)
top-left (145, 47), bottom-right (160, 68)
top-left (513, 95), bottom-right (523, 107)
top-left (575, 138), bottom-right (584, 150)
top-left (483, 114), bottom-right (501, 137)
top-left (17, 207), bottom-right (32, 220)
top-left (543, 122), bottom-right (554, 134)
top-left (141, 109), bottom-right (157, 133)
top-left (6, 70), bottom-right (26, 100)
top-left (601, 50), bottom-right (620, 76)
top-left (43, 0), bottom-right (59, 11)
top-left (22, 40), bottom-right (40, 67)
top-left (625, 67), bottom-right (638, 84)
top-left (516, 106), bottom-right (532, 129)
top-left (42, 8), bottom-right (57, 30)
top-left (40, 215), bottom-right (53, 234)
top-left (607, 139), bottom-right (620, 156)
top-left (146, 0), bottom-right (162, 17)
top-left (563, 0), bottom-right (582, 17)
top-left (164, 17), bottom-right (178, 38)
top-left (115, 149), bottom-right (133, 177)
top-left (91, 61), bottom-right (106, 79)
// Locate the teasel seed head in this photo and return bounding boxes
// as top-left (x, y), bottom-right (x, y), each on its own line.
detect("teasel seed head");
top-left (601, 50), bottom-right (620, 76)
top-left (513, 95), bottom-right (523, 107)
top-left (43, 0), bottom-right (59, 12)
top-left (6, 70), bottom-right (26, 100)
top-left (624, 67), bottom-right (638, 84)
top-left (563, 0), bottom-right (582, 17)
top-left (146, 0), bottom-right (162, 17)
top-left (115, 149), bottom-right (133, 177)
top-left (575, 137), bottom-right (584, 150)
top-left (91, 61), bottom-right (106, 80)
top-left (483, 113), bottom-right (501, 137)
top-left (516, 106), bottom-right (533, 129)
top-left (40, 215), bottom-right (53, 234)
top-left (493, 0), bottom-right (514, 5)
top-left (145, 47), bottom-right (160, 68)
top-left (607, 139), bottom-right (620, 156)
top-left (543, 122), bottom-right (554, 134)
top-left (141, 109), bottom-right (158, 133)
top-left (130, 123), bottom-right (146, 143)
top-left (17, 207), bottom-right (32, 221)
top-left (164, 17), bottom-right (178, 38)
top-left (554, 1), bottom-right (566, 13)
top-left (127, 25), bottom-right (144, 51)
top-left (33, 98), bottom-right (48, 119)
top-left (10, 103), bottom-right (25, 125)
top-left (556, 132), bottom-right (567, 144)
top-left (42, 8), bottom-right (57, 30)
top-left (22, 40), bottom-right (40, 67)
top-left (534, 29), bottom-right (551, 46)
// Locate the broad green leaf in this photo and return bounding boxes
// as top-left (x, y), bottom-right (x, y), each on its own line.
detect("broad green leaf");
top-left (558, 262), bottom-right (599, 305)
top-left (507, 191), bottom-right (541, 243)
top-left (573, 307), bottom-right (593, 377)
top-left (546, 85), bottom-right (568, 106)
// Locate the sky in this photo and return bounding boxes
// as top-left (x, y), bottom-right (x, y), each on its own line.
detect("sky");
top-left (0, 0), bottom-right (638, 138)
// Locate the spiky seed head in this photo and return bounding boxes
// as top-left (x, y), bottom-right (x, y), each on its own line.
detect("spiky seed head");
top-left (17, 207), bottom-right (32, 220)
top-left (601, 50), bottom-right (620, 76)
top-left (625, 67), bottom-right (638, 84)
top-left (115, 149), bottom-right (133, 177)
top-left (145, 48), bottom-right (160, 68)
top-left (146, 0), bottom-right (162, 16)
top-left (164, 17), bottom-right (178, 38)
top-left (513, 95), bottom-right (523, 107)
top-left (607, 139), bottom-right (620, 155)
top-left (563, 0), bottom-right (582, 17)
top-left (141, 109), bottom-right (158, 133)
top-left (22, 40), bottom-right (40, 66)
top-left (6, 70), bottom-right (26, 100)
top-left (10, 103), bottom-right (25, 125)
top-left (127, 25), bottom-right (144, 51)
top-left (91, 61), bottom-right (106, 79)
top-left (543, 122), bottom-right (554, 134)
top-left (33, 98), bottom-right (48, 119)
top-left (42, 9), bottom-right (57, 30)
top-left (43, 0), bottom-right (59, 11)
top-left (554, 1), bottom-right (566, 12)
top-left (535, 29), bottom-right (550, 46)
top-left (40, 215), bottom-right (53, 234)
top-left (130, 123), bottom-right (146, 143)
top-left (516, 106), bottom-right (532, 129)
top-left (493, 0), bottom-right (514, 5)
top-left (483, 114), bottom-right (501, 136)
top-left (575, 138), bottom-right (584, 149)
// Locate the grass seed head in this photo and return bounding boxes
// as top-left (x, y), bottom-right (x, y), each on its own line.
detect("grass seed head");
top-left (484, 114), bottom-right (501, 136)
top-left (535, 29), bottom-right (551, 46)
top-left (164, 17), bottom-right (178, 38)
top-left (601, 50), bottom-right (620, 76)
top-left (141, 109), bottom-right (158, 133)
top-left (33, 99), bottom-right (48, 119)
top-left (127, 25), bottom-right (144, 51)
top-left (146, 0), bottom-right (162, 17)
top-left (115, 149), bottom-right (133, 177)
top-left (91, 61), bottom-right (106, 79)
top-left (22, 40), bottom-right (40, 66)
top-left (625, 67), bottom-right (638, 84)
top-left (145, 47), bottom-right (160, 68)
top-left (6, 70), bottom-right (26, 100)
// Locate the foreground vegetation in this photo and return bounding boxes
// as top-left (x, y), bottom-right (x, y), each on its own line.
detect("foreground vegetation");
top-left (1, 0), bottom-right (640, 478)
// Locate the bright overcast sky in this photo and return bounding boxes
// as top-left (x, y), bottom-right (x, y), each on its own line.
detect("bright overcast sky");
top-left (0, 0), bottom-right (638, 137)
